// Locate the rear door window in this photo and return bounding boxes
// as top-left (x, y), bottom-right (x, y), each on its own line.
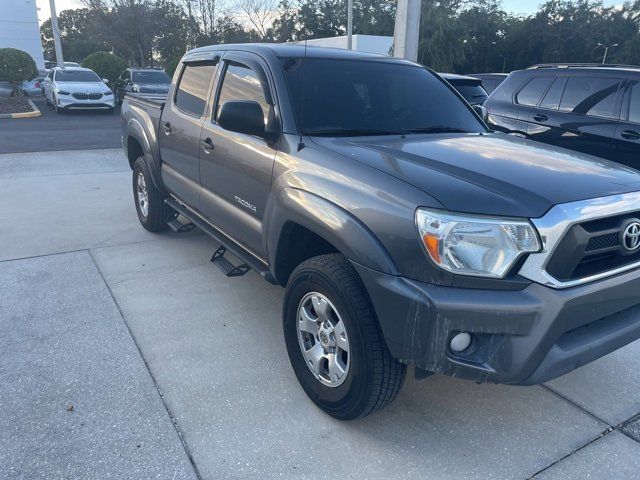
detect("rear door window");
top-left (629, 82), bottom-right (640, 124)
top-left (559, 77), bottom-right (621, 118)
top-left (515, 77), bottom-right (553, 106)
top-left (539, 77), bottom-right (566, 110)
top-left (175, 63), bottom-right (217, 117)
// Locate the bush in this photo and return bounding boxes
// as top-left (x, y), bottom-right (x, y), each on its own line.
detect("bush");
top-left (0, 48), bottom-right (38, 96)
top-left (165, 57), bottom-right (181, 79)
top-left (81, 51), bottom-right (127, 87)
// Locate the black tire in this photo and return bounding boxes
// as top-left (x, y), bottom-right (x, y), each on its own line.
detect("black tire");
top-left (132, 157), bottom-right (170, 232)
top-left (283, 254), bottom-right (406, 420)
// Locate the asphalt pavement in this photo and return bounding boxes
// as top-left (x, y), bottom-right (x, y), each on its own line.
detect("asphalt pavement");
top-left (1, 147), bottom-right (640, 479)
top-left (0, 97), bottom-right (121, 154)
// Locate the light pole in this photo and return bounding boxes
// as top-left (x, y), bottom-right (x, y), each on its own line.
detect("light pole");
top-left (597, 42), bottom-right (618, 64)
top-left (347, 0), bottom-right (353, 50)
top-left (393, 0), bottom-right (421, 62)
top-left (49, 0), bottom-right (64, 67)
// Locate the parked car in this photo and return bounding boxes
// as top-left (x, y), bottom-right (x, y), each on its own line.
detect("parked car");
top-left (484, 63), bottom-right (640, 169)
top-left (0, 76), bottom-right (44, 97)
top-left (22, 76), bottom-right (45, 96)
top-left (122, 44), bottom-right (640, 420)
top-left (468, 73), bottom-right (508, 94)
top-left (44, 61), bottom-right (81, 69)
top-left (115, 68), bottom-right (171, 103)
top-left (42, 67), bottom-right (115, 113)
top-left (439, 73), bottom-right (488, 105)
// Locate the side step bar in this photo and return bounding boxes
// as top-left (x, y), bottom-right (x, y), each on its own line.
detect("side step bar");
top-left (210, 245), bottom-right (250, 277)
top-left (165, 197), bottom-right (277, 285)
top-left (166, 212), bottom-right (196, 233)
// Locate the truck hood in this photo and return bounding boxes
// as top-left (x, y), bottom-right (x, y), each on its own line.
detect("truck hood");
top-left (312, 133), bottom-right (640, 218)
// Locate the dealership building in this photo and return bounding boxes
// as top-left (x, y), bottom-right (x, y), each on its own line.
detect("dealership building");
top-left (1, 0), bottom-right (45, 70)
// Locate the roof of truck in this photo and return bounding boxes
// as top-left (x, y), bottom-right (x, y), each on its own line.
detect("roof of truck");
top-left (185, 43), bottom-right (413, 64)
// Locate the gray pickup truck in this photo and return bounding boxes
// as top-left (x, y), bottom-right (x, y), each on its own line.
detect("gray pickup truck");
top-left (121, 44), bottom-right (640, 420)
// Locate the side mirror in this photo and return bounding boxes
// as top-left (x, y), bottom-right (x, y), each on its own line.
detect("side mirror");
top-left (218, 100), bottom-right (265, 137)
top-left (473, 105), bottom-right (488, 122)
top-left (103, 78), bottom-right (109, 84)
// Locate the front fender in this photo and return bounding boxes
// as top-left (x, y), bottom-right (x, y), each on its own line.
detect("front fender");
top-left (266, 188), bottom-right (399, 278)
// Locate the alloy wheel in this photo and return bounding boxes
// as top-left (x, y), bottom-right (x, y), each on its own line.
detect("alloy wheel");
top-left (296, 292), bottom-right (350, 387)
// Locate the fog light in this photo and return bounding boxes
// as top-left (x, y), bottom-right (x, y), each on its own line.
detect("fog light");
top-left (450, 332), bottom-right (472, 353)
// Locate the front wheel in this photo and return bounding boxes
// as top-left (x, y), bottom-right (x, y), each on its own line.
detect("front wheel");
top-left (283, 254), bottom-right (406, 420)
top-left (132, 157), bottom-right (169, 232)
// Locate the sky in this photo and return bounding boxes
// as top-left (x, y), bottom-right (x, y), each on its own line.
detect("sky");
top-left (35, 0), bottom-right (623, 24)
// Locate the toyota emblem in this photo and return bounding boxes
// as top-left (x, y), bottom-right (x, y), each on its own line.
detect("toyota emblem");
top-left (622, 221), bottom-right (640, 252)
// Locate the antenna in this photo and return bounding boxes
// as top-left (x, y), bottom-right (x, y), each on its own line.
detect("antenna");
top-left (297, 39), bottom-right (307, 152)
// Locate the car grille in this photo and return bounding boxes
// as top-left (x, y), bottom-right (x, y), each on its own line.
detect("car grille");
top-left (546, 212), bottom-right (640, 282)
top-left (72, 92), bottom-right (102, 100)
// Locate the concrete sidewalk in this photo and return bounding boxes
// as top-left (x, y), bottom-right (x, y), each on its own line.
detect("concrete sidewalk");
top-left (1, 148), bottom-right (640, 479)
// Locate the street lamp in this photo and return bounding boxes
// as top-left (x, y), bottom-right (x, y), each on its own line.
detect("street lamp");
top-left (597, 43), bottom-right (618, 64)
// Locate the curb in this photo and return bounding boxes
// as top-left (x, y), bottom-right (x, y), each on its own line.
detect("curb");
top-left (0, 98), bottom-right (41, 119)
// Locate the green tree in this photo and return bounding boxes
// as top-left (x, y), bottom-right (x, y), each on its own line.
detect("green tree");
top-left (165, 56), bottom-right (181, 77)
top-left (40, 9), bottom-right (109, 63)
top-left (0, 48), bottom-right (38, 96)
top-left (81, 51), bottom-right (127, 86)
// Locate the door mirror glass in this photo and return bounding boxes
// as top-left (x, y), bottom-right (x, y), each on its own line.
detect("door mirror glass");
top-left (218, 100), bottom-right (265, 137)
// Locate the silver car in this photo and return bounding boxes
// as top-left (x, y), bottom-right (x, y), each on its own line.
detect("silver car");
top-left (42, 67), bottom-right (115, 113)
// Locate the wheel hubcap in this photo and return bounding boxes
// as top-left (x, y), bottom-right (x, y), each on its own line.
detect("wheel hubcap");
top-left (136, 172), bottom-right (149, 218)
top-left (296, 292), bottom-right (350, 388)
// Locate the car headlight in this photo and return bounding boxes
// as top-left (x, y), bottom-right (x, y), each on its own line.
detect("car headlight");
top-left (415, 208), bottom-right (541, 278)
top-left (131, 84), bottom-right (140, 92)
top-left (56, 90), bottom-right (70, 95)
top-left (103, 91), bottom-right (113, 95)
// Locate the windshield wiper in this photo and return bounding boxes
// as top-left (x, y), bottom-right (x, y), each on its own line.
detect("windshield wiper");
top-left (305, 129), bottom-right (404, 137)
top-left (402, 126), bottom-right (473, 134)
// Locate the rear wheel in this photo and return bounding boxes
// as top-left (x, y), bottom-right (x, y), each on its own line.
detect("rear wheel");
top-left (132, 157), bottom-right (169, 232)
top-left (283, 254), bottom-right (406, 420)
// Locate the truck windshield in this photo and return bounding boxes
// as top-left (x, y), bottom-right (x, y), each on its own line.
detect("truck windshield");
top-left (282, 58), bottom-right (485, 136)
top-left (133, 71), bottom-right (171, 84)
top-left (55, 70), bottom-right (102, 82)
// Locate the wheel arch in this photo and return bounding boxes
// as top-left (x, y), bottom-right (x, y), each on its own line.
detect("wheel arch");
top-left (267, 189), bottom-right (399, 286)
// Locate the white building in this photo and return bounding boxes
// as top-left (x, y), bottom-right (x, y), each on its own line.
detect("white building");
top-left (294, 35), bottom-right (393, 56)
top-left (0, 0), bottom-right (45, 70)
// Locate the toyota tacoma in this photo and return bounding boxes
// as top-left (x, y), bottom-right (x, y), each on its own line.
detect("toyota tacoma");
top-left (121, 44), bottom-right (640, 420)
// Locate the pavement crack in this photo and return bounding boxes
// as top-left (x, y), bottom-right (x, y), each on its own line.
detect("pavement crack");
top-left (541, 384), bottom-right (611, 426)
top-left (87, 249), bottom-right (204, 480)
top-left (526, 427), bottom-right (615, 479)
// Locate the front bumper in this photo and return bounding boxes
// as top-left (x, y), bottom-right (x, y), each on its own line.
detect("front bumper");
top-left (58, 95), bottom-right (115, 110)
top-left (354, 263), bottom-right (640, 385)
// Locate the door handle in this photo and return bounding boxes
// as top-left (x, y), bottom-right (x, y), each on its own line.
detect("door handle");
top-left (533, 114), bottom-right (548, 122)
top-left (621, 130), bottom-right (640, 140)
top-left (162, 122), bottom-right (172, 135)
top-left (200, 137), bottom-right (215, 153)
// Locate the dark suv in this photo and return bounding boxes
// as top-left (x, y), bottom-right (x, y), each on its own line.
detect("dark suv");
top-left (114, 68), bottom-right (171, 103)
top-left (484, 64), bottom-right (640, 168)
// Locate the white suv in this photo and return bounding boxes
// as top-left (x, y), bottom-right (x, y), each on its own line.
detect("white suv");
top-left (43, 67), bottom-right (115, 113)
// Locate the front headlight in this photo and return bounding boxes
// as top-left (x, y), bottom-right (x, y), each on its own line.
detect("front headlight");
top-left (103, 90), bottom-right (113, 95)
top-left (416, 208), bottom-right (541, 278)
top-left (56, 90), bottom-right (70, 95)
top-left (131, 84), bottom-right (140, 92)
